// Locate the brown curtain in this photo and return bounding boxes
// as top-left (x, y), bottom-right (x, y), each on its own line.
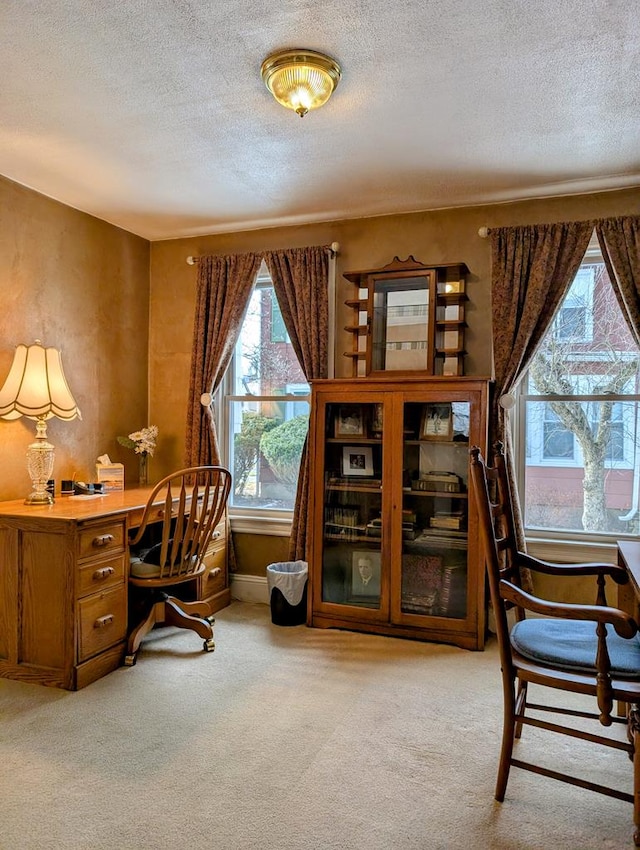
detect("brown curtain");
top-left (596, 216), bottom-right (640, 346)
top-left (264, 246), bottom-right (330, 561)
top-left (185, 252), bottom-right (262, 466)
top-left (489, 221), bottom-right (594, 587)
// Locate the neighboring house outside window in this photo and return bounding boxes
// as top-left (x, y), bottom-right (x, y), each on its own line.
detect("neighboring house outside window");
top-left (519, 248), bottom-right (640, 538)
top-left (221, 276), bottom-right (309, 520)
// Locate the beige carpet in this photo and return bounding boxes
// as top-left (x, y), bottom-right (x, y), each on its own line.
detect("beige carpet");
top-left (0, 601), bottom-right (633, 849)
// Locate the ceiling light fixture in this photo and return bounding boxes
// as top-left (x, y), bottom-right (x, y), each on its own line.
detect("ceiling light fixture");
top-left (261, 49), bottom-right (341, 117)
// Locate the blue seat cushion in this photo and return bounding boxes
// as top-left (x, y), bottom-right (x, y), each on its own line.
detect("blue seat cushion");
top-left (511, 618), bottom-right (640, 679)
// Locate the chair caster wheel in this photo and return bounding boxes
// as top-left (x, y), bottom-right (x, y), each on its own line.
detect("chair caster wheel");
top-left (204, 638), bottom-right (215, 652)
top-left (124, 653), bottom-right (137, 667)
top-left (206, 615), bottom-right (216, 626)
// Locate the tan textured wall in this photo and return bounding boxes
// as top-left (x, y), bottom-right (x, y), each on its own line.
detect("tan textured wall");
top-left (0, 176), bottom-right (150, 501)
top-left (234, 533), bottom-right (290, 577)
top-left (149, 187), bottom-right (639, 573)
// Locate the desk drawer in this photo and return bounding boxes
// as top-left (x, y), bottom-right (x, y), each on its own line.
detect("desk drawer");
top-left (78, 521), bottom-right (125, 560)
top-left (78, 587), bottom-right (127, 661)
top-left (78, 554), bottom-right (126, 597)
top-left (202, 540), bottom-right (227, 595)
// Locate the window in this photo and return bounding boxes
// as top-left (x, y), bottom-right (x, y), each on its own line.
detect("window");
top-left (554, 265), bottom-right (594, 342)
top-left (519, 243), bottom-right (640, 537)
top-left (222, 277), bottom-right (309, 514)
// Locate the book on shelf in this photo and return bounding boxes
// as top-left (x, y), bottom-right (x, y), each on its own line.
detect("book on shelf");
top-left (368, 514), bottom-right (416, 528)
top-left (430, 517), bottom-right (465, 531)
top-left (438, 562), bottom-right (467, 616)
top-left (328, 476), bottom-right (382, 488)
top-left (416, 528), bottom-right (468, 540)
top-left (412, 471), bottom-right (462, 493)
top-left (324, 522), bottom-right (367, 542)
top-left (365, 523), bottom-right (417, 541)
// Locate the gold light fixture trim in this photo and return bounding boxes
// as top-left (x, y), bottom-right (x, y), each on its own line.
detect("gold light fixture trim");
top-left (261, 49), bottom-right (341, 117)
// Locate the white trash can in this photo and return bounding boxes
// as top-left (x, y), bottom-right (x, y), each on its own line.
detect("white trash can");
top-left (266, 561), bottom-right (308, 626)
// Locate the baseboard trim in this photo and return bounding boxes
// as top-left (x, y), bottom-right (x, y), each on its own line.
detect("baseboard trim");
top-left (230, 573), bottom-right (269, 605)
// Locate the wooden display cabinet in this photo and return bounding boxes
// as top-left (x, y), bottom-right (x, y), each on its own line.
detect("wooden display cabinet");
top-left (343, 256), bottom-right (469, 378)
top-left (308, 376), bottom-right (490, 650)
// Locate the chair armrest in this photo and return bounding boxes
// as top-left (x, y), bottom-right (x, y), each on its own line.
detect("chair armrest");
top-left (516, 551), bottom-right (629, 584)
top-left (500, 579), bottom-right (638, 640)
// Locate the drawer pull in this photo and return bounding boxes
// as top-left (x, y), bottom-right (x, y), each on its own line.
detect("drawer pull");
top-left (94, 614), bottom-right (114, 629)
top-left (212, 530), bottom-right (221, 540)
top-left (93, 566), bottom-right (115, 581)
top-left (207, 567), bottom-right (222, 581)
top-left (93, 534), bottom-right (115, 548)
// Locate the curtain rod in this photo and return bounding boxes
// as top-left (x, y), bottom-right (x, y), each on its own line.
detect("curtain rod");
top-left (186, 242), bottom-right (340, 265)
top-left (478, 227), bottom-right (490, 238)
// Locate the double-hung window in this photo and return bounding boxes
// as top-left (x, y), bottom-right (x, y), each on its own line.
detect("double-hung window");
top-left (220, 271), bottom-right (310, 525)
top-left (518, 243), bottom-right (640, 538)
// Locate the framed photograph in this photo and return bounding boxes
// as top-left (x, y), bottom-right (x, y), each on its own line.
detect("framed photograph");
top-left (351, 550), bottom-right (381, 599)
top-left (420, 403), bottom-right (453, 440)
top-left (342, 446), bottom-right (374, 477)
top-left (335, 405), bottom-right (365, 438)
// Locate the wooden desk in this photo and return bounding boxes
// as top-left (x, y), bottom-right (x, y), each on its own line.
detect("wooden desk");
top-left (617, 539), bottom-right (640, 622)
top-left (0, 489), bottom-right (229, 690)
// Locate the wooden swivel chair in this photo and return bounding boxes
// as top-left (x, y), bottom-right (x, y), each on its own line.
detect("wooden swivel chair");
top-left (125, 465), bottom-right (231, 666)
top-left (469, 443), bottom-right (640, 846)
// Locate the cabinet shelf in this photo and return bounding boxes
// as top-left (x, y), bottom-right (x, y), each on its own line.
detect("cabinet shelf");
top-left (403, 488), bottom-right (469, 499)
top-left (326, 484), bottom-right (382, 493)
top-left (435, 348), bottom-right (467, 358)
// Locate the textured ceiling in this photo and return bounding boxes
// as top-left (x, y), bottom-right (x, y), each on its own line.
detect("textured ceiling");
top-left (2, 0), bottom-right (639, 241)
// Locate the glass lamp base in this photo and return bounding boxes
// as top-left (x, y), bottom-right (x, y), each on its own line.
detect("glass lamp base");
top-left (25, 422), bottom-right (55, 506)
top-left (25, 490), bottom-right (54, 505)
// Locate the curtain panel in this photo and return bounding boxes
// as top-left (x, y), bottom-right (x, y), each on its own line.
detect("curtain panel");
top-left (489, 221), bottom-right (594, 589)
top-left (185, 252), bottom-right (262, 466)
top-left (185, 245), bottom-right (331, 563)
top-left (596, 216), bottom-right (640, 348)
top-left (264, 246), bottom-right (330, 561)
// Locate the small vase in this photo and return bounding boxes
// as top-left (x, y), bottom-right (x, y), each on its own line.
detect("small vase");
top-left (139, 453), bottom-right (149, 486)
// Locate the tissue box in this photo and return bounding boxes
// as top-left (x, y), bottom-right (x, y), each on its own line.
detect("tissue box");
top-left (96, 463), bottom-right (125, 491)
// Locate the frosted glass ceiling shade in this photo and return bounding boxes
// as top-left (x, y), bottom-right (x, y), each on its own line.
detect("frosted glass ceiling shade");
top-left (261, 49), bottom-right (341, 117)
top-left (0, 341), bottom-right (81, 421)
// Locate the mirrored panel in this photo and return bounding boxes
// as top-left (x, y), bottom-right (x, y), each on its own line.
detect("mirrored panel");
top-left (371, 276), bottom-right (431, 371)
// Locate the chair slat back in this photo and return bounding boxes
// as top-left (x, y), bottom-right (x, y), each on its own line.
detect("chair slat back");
top-left (131, 466), bottom-right (231, 580)
top-left (470, 444), bottom-right (526, 666)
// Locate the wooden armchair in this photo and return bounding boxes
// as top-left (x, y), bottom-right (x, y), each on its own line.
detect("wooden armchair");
top-left (125, 465), bottom-right (231, 666)
top-left (469, 443), bottom-right (640, 846)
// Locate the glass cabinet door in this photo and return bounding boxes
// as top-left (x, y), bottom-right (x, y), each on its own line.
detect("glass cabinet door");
top-left (399, 400), bottom-right (471, 620)
top-left (320, 401), bottom-right (385, 612)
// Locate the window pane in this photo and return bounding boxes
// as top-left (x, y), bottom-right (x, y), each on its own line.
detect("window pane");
top-left (230, 400), bottom-right (309, 510)
top-left (226, 282), bottom-right (311, 513)
top-left (523, 252), bottom-right (640, 536)
top-left (237, 287), bottom-right (306, 395)
top-left (525, 398), bottom-right (639, 534)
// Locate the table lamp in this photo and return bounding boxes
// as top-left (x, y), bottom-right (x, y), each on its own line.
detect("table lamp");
top-left (0, 341), bottom-right (82, 504)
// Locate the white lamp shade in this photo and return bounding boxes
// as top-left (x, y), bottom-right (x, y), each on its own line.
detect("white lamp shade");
top-left (0, 342), bottom-right (81, 421)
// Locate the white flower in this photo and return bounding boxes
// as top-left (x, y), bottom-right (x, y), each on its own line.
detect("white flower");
top-left (120, 425), bottom-right (158, 456)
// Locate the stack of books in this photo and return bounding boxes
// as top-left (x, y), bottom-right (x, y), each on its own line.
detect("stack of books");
top-left (411, 471), bottom-right (462, 493)
top-left (366, 511), bottom-right (418, 540)
top-left (429, 510), bottom-right (465, 531)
